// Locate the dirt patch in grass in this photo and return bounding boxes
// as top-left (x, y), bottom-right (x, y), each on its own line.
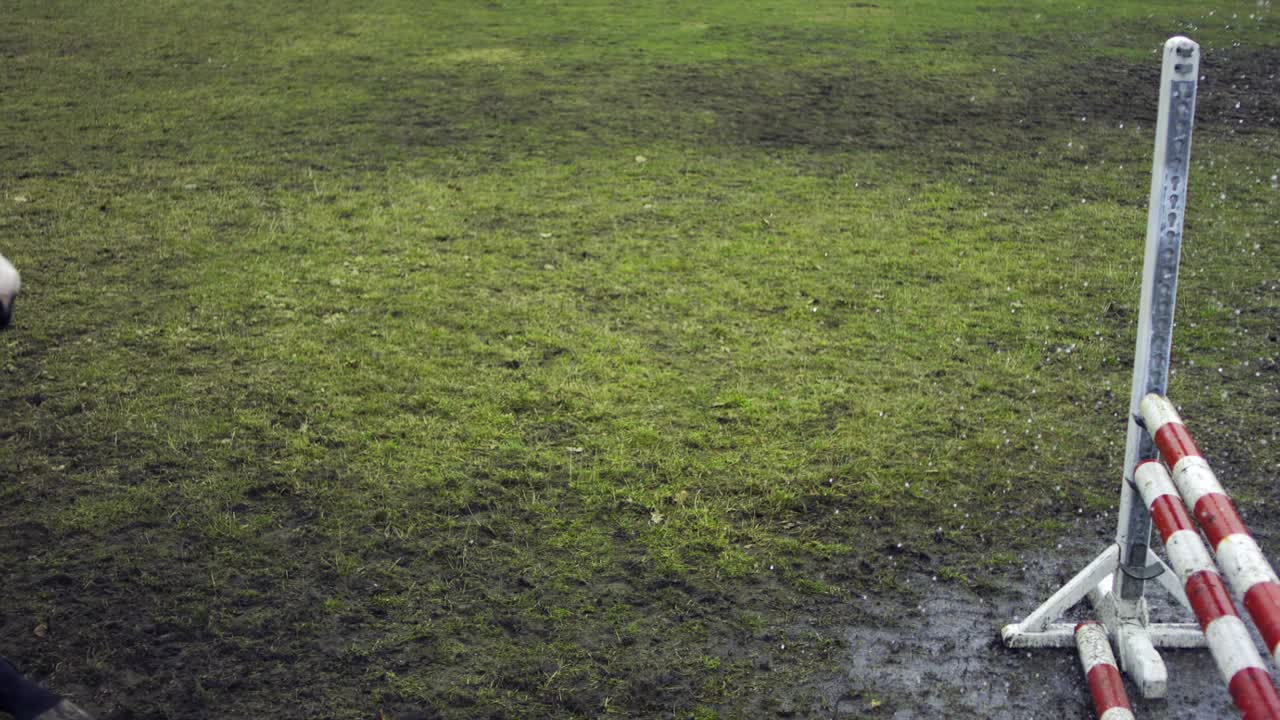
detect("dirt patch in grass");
top-left (372, 44), bottom-right (1280, 160)
top-left (625, 46), bottom-right (1277, 152)
top-left (1197, 46), bottom-right (1280, 131)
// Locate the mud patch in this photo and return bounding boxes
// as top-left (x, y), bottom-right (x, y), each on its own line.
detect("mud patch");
top-left (375, 43), bottom-right (1279, 160)
top-left (825, 548), bottom-right (1244, 719)
top-left (1198, 46), bottom-right (1280, 132)
top-left (633, 46), bottom-right (1278, 152)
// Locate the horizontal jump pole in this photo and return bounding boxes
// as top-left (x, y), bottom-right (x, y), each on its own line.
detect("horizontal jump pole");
top-left (1075, 622), bottom-right (1135, 720)
top-left (1134, 460), bottom-right (1280, 719)
top-left (1141, 393), bottom-right (1280, 664)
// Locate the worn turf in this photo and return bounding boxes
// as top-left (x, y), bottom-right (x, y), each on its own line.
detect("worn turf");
top-left (1, 1), bottom-right (1278, 718)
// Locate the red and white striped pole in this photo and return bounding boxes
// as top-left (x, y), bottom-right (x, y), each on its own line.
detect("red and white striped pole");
top-left (1133, 459), bottom-right (1280, 719)
top-left (1075, 622), bottom-right (1135, 720)
top-left (1141, 393), bottom-right (1280, 664)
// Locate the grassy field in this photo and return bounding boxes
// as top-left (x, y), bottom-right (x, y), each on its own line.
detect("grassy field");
top-left (1, 1), bottom-right (1278, 717)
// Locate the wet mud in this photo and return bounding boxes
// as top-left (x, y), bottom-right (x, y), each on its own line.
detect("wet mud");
top-left (826, 547), bottom-right (1249, 719)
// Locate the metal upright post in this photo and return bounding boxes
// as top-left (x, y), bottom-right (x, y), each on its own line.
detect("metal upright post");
top-left (1002, 37), bottom-right (1206, 700)
top-left (1115, 35), bottom-right (1200, 603)
top-left (1100, 35), bottom-right (1203, 695)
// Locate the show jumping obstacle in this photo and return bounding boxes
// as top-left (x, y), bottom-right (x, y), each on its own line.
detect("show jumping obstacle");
top-left (1003, 36), bottom-right (1280, 718)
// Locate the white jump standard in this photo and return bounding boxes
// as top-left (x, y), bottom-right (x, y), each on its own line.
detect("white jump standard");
top-left (1003, 35), bottom-right (1206, 700)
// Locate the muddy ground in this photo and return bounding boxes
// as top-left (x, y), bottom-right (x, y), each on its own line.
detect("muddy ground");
top-left (828, 539), bottom-right (1243, 718)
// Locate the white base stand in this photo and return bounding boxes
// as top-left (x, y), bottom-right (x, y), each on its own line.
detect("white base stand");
top-left (1001, 543), bottom-right (1205, 698)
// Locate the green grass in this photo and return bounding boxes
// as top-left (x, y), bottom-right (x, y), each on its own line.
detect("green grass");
top-left (2, 1), bottom-right (1279, 717)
